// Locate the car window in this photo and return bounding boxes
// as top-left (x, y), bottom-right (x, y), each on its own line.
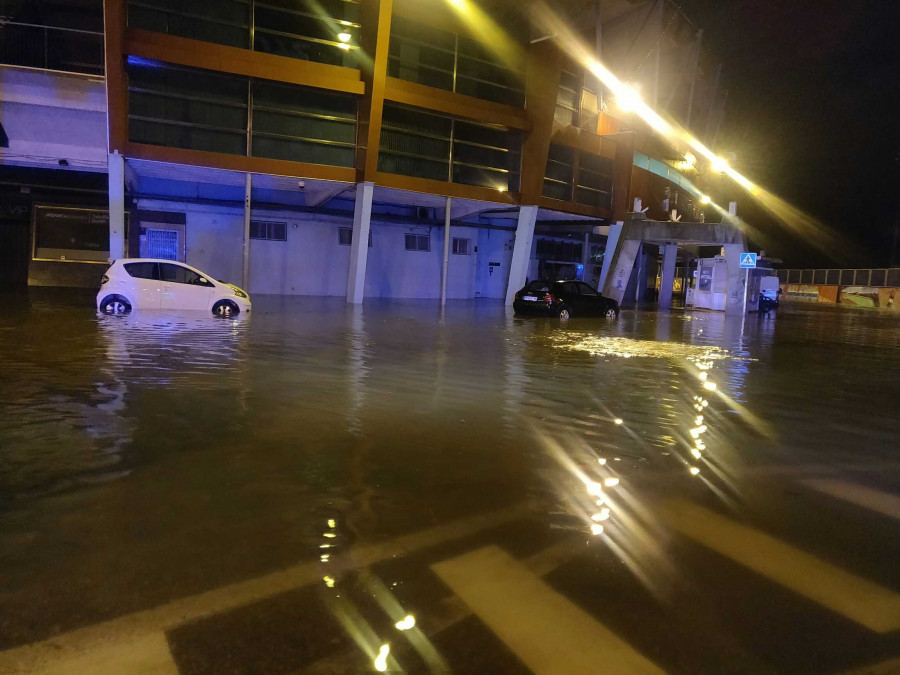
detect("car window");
top-left (123, 262), bottom-right (159, 280)
top-left (562, 282), bottom-right (580, 295)
top-left (577, 282), bottom-right (598, 296)
top-left (159, 263), bottom-right (212, 286)
top-left (525, 280), bottom-right (551, 292)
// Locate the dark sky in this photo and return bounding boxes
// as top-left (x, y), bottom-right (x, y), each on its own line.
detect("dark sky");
top-left (678, 0), bottom-right (900, 267)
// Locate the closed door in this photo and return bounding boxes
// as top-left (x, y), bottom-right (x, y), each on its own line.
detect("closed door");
top-left (574, 281), bottom-right (604, 315)
top-left (140, 228), bottom-right (181, 261)
top-left (159, 262), bottom-right (214, 310)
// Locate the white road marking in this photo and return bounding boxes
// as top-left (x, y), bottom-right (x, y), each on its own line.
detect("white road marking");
top-left (662, 500), bottom-right (900, 633)
top-left (432, 545), bottom-right (665, 675)
top-left (800, 478), bottom-right (900, 521)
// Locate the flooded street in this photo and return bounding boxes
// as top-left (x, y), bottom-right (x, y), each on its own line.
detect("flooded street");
top-left (1, 294), bottom-right (898, 674)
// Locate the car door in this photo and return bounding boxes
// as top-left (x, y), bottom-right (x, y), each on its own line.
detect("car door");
top-left (159, 262), bottom-right (214, 310)
top-left (575, 282), bottom-right (604, 315)
top-left (560, 282), bottom-right (587, 314)
top-left (121, 261), bottom-right (161, 309)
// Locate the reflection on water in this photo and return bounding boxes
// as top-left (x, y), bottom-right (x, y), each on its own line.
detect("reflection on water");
top-left (0, 297), bottom-right (899, 655)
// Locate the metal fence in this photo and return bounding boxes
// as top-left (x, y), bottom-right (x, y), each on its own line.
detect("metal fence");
top-left (0, 22), bottom-right (104, 76)
top-left (777, 268), bottom-right (900, 288)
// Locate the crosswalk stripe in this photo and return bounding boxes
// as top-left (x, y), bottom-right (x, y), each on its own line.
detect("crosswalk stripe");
top-left (432, 545), bottom-right (665, 675)
top-left (799, 479), bottom-right (900, 521)
top-left (31, 633), bottom-right (178, 675)
top-left (662, 500), bottom-right (900, 633)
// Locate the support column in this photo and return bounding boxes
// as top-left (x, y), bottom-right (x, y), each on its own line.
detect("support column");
top-left (441, 196), bottom-right (451, 305)
top-left (597, 221), bottom-right (623, 290)
top-left (347, 182), bottom-right (374, 304)
top-left (107, 151), bottom-right (125, 260)
top-left (242, 173), bottom-right (251, 289)
top-left (581, 232), bottom-right (591, 285)
top-left (658, 244), bottom-right (678, 308)
top-left (723, 243), bottom-right (745, 315)
top-left (505, 205), bottom-right (538, 305)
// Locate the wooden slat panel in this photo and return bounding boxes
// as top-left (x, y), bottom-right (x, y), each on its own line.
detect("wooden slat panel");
top-left (383, 78), bottom-right (529, 130)
top-left (123, 142), bottom-right (357, 183)
top-left (124, 29), bottom-right (365, 94)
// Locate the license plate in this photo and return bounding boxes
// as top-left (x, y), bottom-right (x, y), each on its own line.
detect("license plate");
top-left (523, 295), bottom-right (538, 301)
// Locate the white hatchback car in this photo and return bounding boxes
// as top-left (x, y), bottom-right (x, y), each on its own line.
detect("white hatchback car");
top-left (97, 259), bottom-right (251, 315)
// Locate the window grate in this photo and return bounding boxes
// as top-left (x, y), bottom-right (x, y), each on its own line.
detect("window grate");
top-left (250, 220), bottom-right (287, 241)
top-left (452, 237), bottom-right (469, 255)
top-left (405, 233), bottom-right (430, 252)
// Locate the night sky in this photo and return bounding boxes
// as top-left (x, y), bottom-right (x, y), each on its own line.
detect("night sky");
top-left (679, 0), bottom-right (900, 267)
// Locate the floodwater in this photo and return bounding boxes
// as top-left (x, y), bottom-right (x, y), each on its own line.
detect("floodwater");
top-left (1, 293), bottom-right (898, 674)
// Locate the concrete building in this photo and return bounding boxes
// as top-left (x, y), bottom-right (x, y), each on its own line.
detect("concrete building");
top-left (0, 0), bottom-right (736, 306)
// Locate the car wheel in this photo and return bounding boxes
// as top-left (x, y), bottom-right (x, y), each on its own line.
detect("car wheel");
top-left (558, 306), bottom-right (571, 320)
top-left (604, 306), bottom-right (619, 318)
top-left (212, 299), bottom-right (240, 316)
top-left (99, 295), bottom-right (131, 314)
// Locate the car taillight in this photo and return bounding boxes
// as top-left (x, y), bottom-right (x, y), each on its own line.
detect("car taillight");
top-left (101, 274), bottom-right (109, 285)
top-left (544, 293), bottom-right (555, 303)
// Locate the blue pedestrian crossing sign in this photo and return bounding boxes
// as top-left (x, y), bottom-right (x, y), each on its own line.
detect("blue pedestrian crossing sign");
top-left (739, 252), bottom-right (757, 269)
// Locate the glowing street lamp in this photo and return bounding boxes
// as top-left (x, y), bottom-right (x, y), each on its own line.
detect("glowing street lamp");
top-left (711, 156), bottom-right (729, 173)
top-left (615, 86), bottom-right (641, 113)
top-left (700, 194), bottom-right (711, 205)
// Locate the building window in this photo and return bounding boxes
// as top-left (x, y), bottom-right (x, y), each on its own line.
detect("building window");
top-left (250, 221), bottom-right (287, 241)
top-left (405, 233), bottom-right (430, 252)
top-left (388, 16), bottom-right (525, 108)
top-left (338, 227), bottom-right (371, 247)
top-left (378, 103), bottom-right (521, 191)
top-left (452, 237), bottom-right (469, 255)
top-left (128, 62), bottom-right (357, 167)
top-left (555, 70), bottom-right (580, 126)
top-left (542, 144), bottom-right (575, 201)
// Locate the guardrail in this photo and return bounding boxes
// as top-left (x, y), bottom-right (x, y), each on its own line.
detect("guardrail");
top-left (777, 268), bottom-right (900, 288)
top-left (0, 21), bottom-right (104, 76)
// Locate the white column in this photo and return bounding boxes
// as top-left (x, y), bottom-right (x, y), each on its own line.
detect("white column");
top-left (505, 205), bottom-right (538, 305)
top-left (440, 196), bottom-right (451, 306)
top-left (658, 244), bottom-right (678, 308)
top-left (107, 151), bottom-right (125, 260)
top-left (242, 173), bottom-right (251, 289)
top-left (723, 243), bottom-right (745, 315)
top-left (581, 232), bottom-right (591, 284)
top-left (597, 221), bottom-right (623, 290)
top-left (347, 181), bottom-right (374, 304)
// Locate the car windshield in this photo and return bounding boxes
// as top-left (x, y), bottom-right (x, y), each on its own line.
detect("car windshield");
top-left (525, 280), bottom-right (551, 292)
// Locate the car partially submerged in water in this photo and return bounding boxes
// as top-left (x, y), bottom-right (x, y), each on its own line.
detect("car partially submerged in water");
top-left (513, 279), bottom-right (619, 319)
top-left (97, 259), bottom-right (251, 316)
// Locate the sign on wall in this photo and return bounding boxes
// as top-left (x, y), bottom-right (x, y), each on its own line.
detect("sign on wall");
top-left (33, 206), bottom-right (110, 263)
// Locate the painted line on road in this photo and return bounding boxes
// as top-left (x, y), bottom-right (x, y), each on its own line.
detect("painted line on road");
top-left (0, 503), bottom-right (532, 674)
top-left (432, 545), bottom-right (665, 675)
top-left (662, 500), bottom-right (900, 633)
top-left (30, 633), bottom-right (178, 675)
top-left (799, 478), bottom-right (900, 521)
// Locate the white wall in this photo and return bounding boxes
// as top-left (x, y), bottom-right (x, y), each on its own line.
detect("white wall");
top-left (135, 199), bottom-right (486, 298)
top-left (0, 66), bottom-right (107, 172)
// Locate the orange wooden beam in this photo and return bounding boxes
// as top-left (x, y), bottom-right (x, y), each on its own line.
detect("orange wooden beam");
top-left (373, 171), bottom-right (519, 205)
top-left (123, 142), bottom-right (356, 183)
top-left (124, 29), bottom-right (365, 94)
top-left (103, 0), bottom-right (128, 153)
top-left (356, 0), bottom-right (394, 182)
top-left (519, 39), bottom-right (563, 206)
top-left (384, 78), bottom-right (530, 130)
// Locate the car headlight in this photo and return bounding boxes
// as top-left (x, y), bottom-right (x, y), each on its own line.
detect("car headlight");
top-left (232, 288), bottom-right (248, 299)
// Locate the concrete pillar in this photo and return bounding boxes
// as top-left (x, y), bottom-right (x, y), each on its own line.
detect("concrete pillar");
top-left (723, 243), bottom-right (745, 315)
top-left (597, 221), bottom-right (623, 290)
top-left (107, 151), bottom-right (125, 260)
top-left (505, 205), bottom-right (538, 305)
top-left (658, 244), bottom-right (678, 308)
top-left (347, 181), bottom-right (374, 304)
top-left (242, 173), bottom-right (251, 289)
top-left (440, 196), bottom-right (451, 306)
top-left (581, 232), bottom-right (591, 285)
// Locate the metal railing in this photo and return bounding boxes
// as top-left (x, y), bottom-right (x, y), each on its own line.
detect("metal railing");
top-left (0, 21), bottom-right (104, 76)
top-left (777, 268), bottom-right (900, 288)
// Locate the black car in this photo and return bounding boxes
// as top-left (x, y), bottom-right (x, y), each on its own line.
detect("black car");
top-left (513, 280), bottom-right (620, 319)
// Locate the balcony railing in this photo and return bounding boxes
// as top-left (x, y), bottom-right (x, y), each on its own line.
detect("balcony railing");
top-left (777, 268), bottom-right (900, 288)
top-left (0, 21), bottom-right (104, 76)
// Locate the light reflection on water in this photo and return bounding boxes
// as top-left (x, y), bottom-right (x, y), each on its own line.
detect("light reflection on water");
top-left (0, 296), bottom-right (899, 651)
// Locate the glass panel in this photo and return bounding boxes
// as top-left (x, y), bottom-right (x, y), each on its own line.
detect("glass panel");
top-left (127, 0), bottom-right (250, 49)
top-left (124, 262), bottom-right (159, 279)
